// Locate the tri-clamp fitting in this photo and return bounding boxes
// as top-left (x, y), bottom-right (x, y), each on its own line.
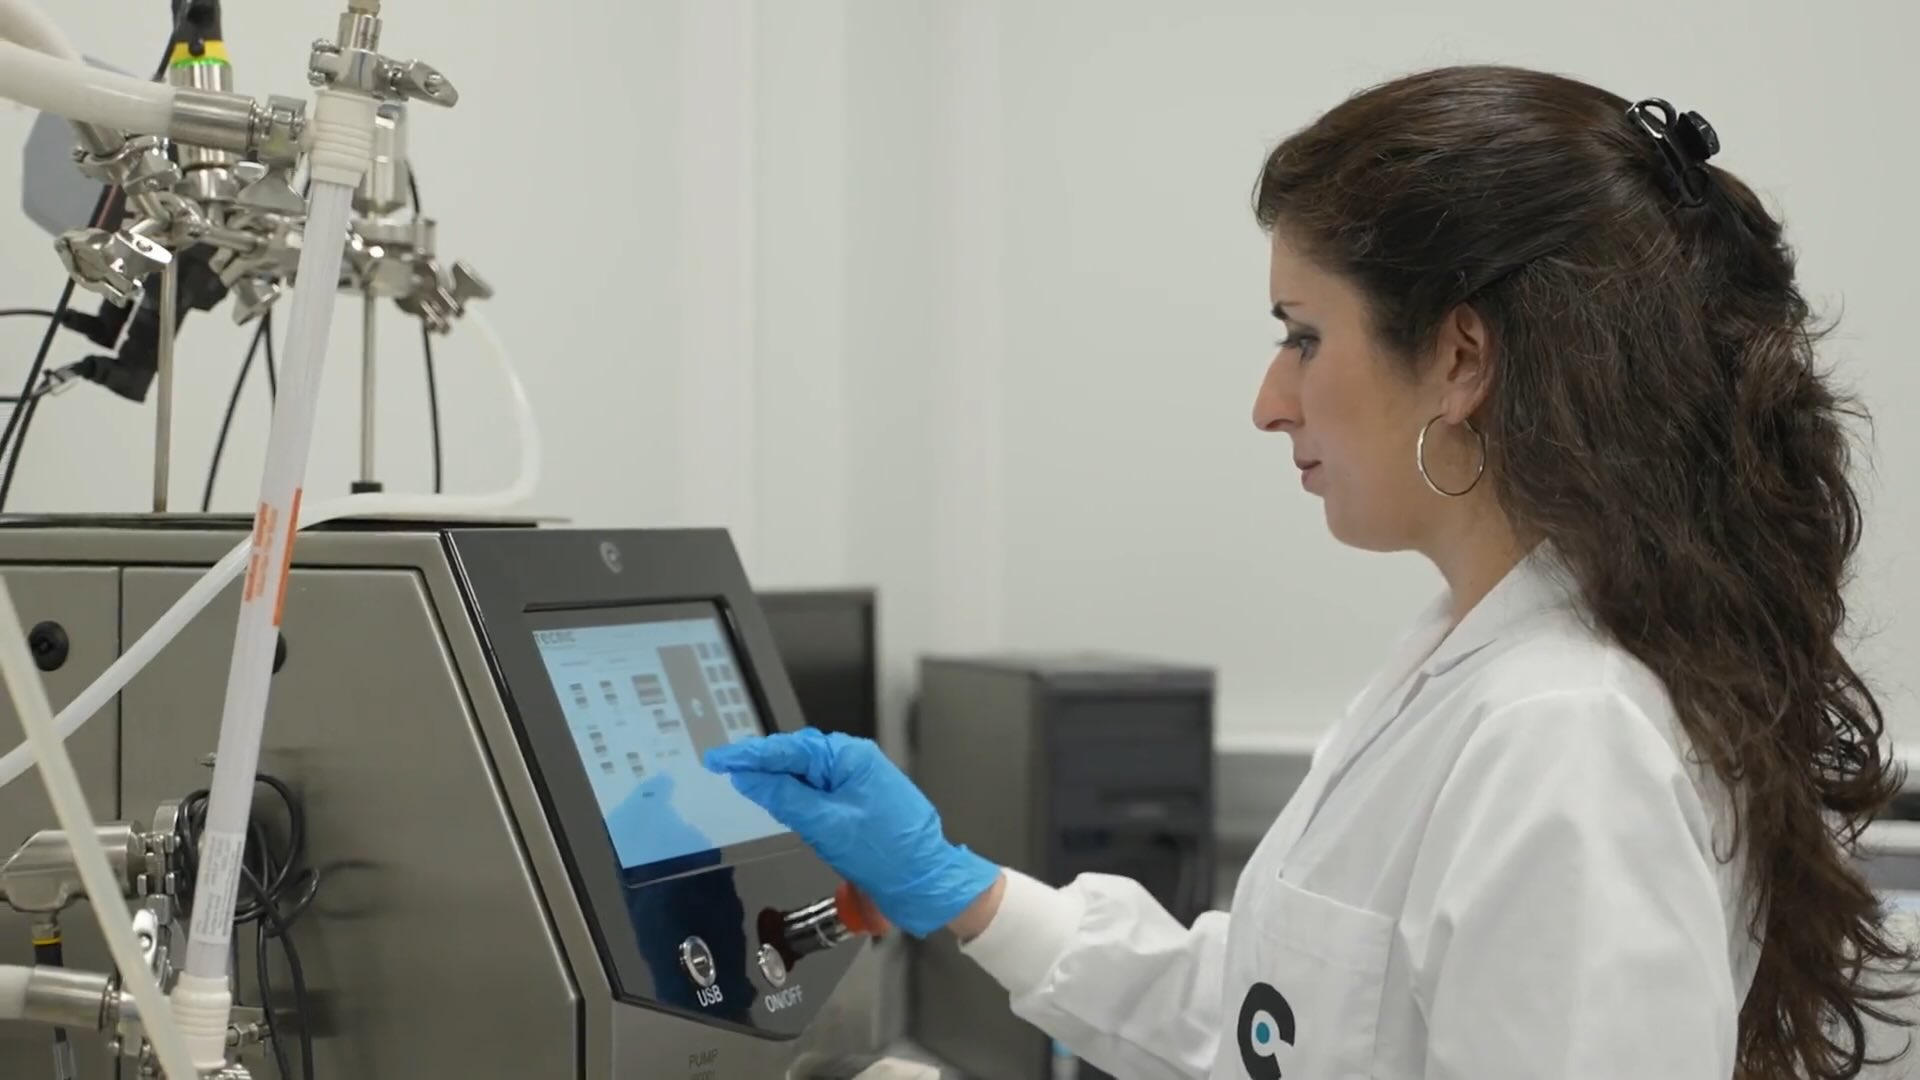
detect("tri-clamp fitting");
top-left (341, 102), bottom-right (491, 332)
top-left (0, 802), bottom-right (181, 915)
top-left (0, 801), bottom-right (265, 1070)
top-left (51, 0), bottom-right (461, 311)
top-left (55, 90), bottom-right (308, 306)
top-left (166, 92), bottom-right (309, 167)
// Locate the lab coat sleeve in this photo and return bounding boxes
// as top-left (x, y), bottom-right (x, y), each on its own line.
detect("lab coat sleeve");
top-left (960, 869), bottom-right (1227, 1080)
top-left (1401, 686), bottom-right (1741, 1080)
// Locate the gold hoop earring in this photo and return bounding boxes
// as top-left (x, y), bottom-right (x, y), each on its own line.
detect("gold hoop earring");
top-left (1417, 415), bottom-right (1486, 498)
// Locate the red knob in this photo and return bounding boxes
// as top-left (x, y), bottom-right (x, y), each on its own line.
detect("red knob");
top-left (836, 882), bottom-right (889, 939)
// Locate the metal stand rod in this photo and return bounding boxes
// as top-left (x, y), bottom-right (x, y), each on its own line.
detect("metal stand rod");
top-left (153, 264), bottom-right (177, 513)
top-left (360, 290), bottom-right (376, 485)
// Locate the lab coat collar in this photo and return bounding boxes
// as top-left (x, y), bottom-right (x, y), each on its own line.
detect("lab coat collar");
top-left (1419, 544), bottom-right (1579, 679)
top-left (1279, 545), bottom-right (1581, 869)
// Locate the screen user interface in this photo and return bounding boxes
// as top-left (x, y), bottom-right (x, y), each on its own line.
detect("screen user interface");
top-left (532, 603), bottom-right (788, 872)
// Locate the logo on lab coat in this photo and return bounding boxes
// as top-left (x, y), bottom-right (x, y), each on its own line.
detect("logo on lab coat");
top-left (1236, 982), bottom-right (1296, 1079)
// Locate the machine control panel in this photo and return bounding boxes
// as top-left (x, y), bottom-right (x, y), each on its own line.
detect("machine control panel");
top-left (450, 528), bottom-right (867, 1038)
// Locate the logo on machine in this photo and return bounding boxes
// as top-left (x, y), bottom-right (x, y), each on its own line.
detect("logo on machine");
top-left (764, 984), bottom-right (804, 1012)
top-left (1236, 982), bottom-right (1296, 1080)
top-left (599, 540), bottom-right (624, 574)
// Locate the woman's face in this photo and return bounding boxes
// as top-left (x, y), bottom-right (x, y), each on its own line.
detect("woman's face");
top-left (1252, 231), bottom-right (1490, 552)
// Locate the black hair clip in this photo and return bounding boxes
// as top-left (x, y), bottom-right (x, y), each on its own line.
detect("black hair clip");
top-left (1627, 98), bottom-right (1720, 208)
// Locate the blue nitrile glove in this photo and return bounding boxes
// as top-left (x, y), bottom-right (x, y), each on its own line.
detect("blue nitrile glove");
top-left (704, 729), bottom-right (1000, 937)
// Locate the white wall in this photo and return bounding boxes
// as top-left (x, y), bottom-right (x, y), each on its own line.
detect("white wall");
top-left (0, 0), bottom-right (1913, 749)
top-left (978, 0), bottom-right (1920, 745)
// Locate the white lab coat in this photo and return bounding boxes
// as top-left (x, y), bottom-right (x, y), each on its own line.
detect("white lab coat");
top-left (961, 548), bottom-right (1760, 1079)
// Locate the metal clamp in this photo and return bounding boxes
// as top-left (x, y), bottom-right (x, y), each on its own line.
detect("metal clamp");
top-left (231, 161), bottom-right (308, 218)
top-left (0, 801), bottom-right (184, 915)
top-left (308, 10), bottom-right (459, 107)
top-left (71, 135), bottom-right (181, 197)
top-left (53, 228), bottom-right (171, 305)
top-left (339, 101), bottom-right (492, 331)
top-left (381, 59), bottom-right (458, 107)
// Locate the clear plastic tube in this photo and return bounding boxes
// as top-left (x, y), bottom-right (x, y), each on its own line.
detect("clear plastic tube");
top-left (0, 579), bottom-right (198, 1079)
top-left (0, 40), bottom-right (174, 137)
top-left (0, 0), bottom-right (135, 154)
top-left (179, 184), bottom-right (357, 1039)
top-left (0, 304), bottom-right (541, 795)
top-left (0, 963), bottom-right (27, 1020)
top-left (0, 0), bottom-right (82, 60)
top-left (318, 304), bottom-right (541, 515)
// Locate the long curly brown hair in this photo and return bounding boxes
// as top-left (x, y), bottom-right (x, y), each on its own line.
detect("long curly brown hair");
top-left (1253, 64), bottom-right (1909, 1078)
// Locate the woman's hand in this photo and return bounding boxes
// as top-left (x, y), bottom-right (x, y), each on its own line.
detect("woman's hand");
top-left (705, 729), bottom-right (1002, 937)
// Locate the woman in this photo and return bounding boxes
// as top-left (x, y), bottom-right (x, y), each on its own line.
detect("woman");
top-left (707, 65), bottom-right (1910, 1079)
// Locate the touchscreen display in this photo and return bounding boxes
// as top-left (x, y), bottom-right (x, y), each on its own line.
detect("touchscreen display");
top-left (531, 603), bottom-right (788, 872)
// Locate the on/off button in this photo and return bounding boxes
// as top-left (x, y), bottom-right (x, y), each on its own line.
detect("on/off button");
top-left (757, 944), bottom-right (789, 987)
top-left (679, 937), bottom-right (717, 989)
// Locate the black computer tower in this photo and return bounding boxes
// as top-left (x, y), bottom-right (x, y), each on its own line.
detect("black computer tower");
top-left (755, 588), bottom-right (879, 742)
top-left (909, 654), bottom-right (1215, 1080)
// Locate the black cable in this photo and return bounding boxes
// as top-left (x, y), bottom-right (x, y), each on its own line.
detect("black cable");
top-left (245, 858), bottom-right (313, 1080)
top-left (153, 3), bottom-right (189, 80)
top-left (174, 771), bottom-right (319, 1078)
top-left (0, 10), bottom-right (194, 511)
top-left (244, 777), bottom-right (317, 1079)
top-left (0, 309), bottom-right (58, 321)
top-left (264, 310), bottom-right (279, 402)
top-left (0, 277), bottom-right (82, 512)
top-left (421, 325), bottom-right (442, 493)
top-left (173, 776), bottom-right (313, 931)
top-left (0, 365), bottom-right (85, 406)
top-left (259, 893), bottom-right (316, 1079)
top-left (204, 316), bottom-right (270, 511)
top-left (35, 933), bottom-right (74, 1080)
top-left (255, 920), bottom-right (295, 1080)
top-left (407, 166), bottom-right (443, 493)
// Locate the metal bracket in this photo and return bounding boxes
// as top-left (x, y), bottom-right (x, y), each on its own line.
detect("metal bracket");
top-left (308, 9), bottom-right (459, 107)
top-left (53, 228), bottom-right (172, 305)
